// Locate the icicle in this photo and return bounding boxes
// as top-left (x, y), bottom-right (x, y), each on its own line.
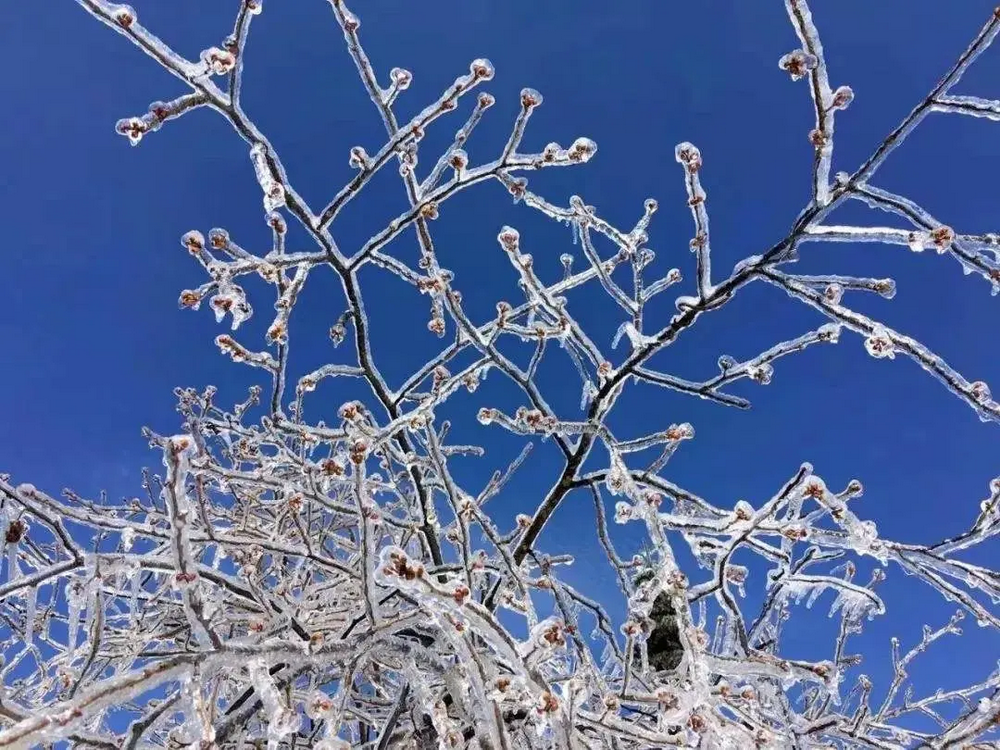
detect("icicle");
top-left (6, 543), bottom-right (18, 583)
top-left (24, 586), bottom-right (36, 643)
top-left (66, 579), bottom-right (85, 652)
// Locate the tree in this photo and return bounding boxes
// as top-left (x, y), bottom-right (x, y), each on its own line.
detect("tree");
top-left (0, 0), bottom-right (998, 746)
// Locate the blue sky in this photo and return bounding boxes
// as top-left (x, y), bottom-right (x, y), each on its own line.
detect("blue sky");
top-left (2, 0), bottom-right (999, 720)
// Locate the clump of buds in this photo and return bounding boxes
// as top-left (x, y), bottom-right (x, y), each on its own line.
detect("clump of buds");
top-left (5, 519), bottom-right (26, 545)
top-left (320, 458), bottom-right (345, 477)
top-left (451, 583), bottom-right (471, 605)
top-left (349, 439), bottom-right (368, 464)
top-left (380, 547), bottom-right (425, 582)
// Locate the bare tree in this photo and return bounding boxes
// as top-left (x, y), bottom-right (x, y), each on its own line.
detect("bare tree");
top-left (1, 1), bottom-right (999, 747)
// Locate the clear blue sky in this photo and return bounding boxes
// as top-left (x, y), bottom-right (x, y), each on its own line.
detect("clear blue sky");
top-left (2, 0), bottom-right (998, 717)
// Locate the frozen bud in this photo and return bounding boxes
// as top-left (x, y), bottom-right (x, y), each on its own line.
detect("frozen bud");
top-left (477, 407), bottom-right (496, 425)
top-left (349, 439), bottom-right (368, 463)
top-left (907, 231), bottom-right (928, 253)
top-left (718, 354), bottom-right (737, 372)
top-left (809, 128), bottom-right (828, 148)
top-left (645, 198), bottom-right (659, 214)
top-left (320, 458), bottom-right (344, 477)
top-left (725, 565), bottom-right (747, 584)
top-left (665, 422), bottom-right (694, 440)
top-left (178, 290), bottom-right (201, 309)
top-left (520, 87), bottom-right (543, 109)
top-left (747, 362), bottom-right (774, 385)
top-left (873, 278), bottom-right (896, 299)
top-left (796, 479), bottom-right (825, 502)
top-left (824, 283), bottom-right (843, 304)
top-left (497, 225), bottom-right (520, 252)
top-left (542, 142), bottom-right (562, 162)
top-left (245, 0), bottom-right (263, 14)
top-left (864, 325), bottom-right (895, 359)
top-left (478, 91), bottom-right (495, 109)
top-left (507, 177), bottom-right (527, 200)
top-left (208, 228), bottom-right (230, 250)
top-left (536, 691), bottom-right (559, 714)
top-left (5, 520), bottom-right (26, 545)
top-left (338, 401), bottom-right (362, 420)
top-left (733, 500), bottom-right (754, 521)
top-left (427, 316), bottom-right (446, 336)
top-left (112, 4), bottom-right (136, 28)
top-left (305, 692), bottom-right (334, 720)
top-left (390, 67), bottom-right (412, 89)
top-left (348, 146), bottom-right (369, 170)
top-left (817, 323), bottom-right (841, 342)
top-left (603, 693), bottom-right (620, 712)
top-left (341, 9), bottom-right (360, 31)
top-left (262, 214), bottom-right (285, 238)
top-left (779, 49), bottom-right (818, 80)
top-left (378, 547), bottom-right (425, 582)
top-left (181, 230), bottom-right (205, 253)
top-left (267, 321), bottom-right (286, 344)
top-left (560, 253), bottom-right (574, 270)
top-left (201, 47), bottom-right (236, 76)
top-left (674, 141), bottom-right (702, 172)
top-left (614, 501), bottom-right (633, 524)
top-left (655, 688), bottom-right (679, 710)
top-left (469, 58), bottom-right (495, 80)
top-left (449, 149), bottom-right (468, 171)
top-left (568, 137), bottom-right (598, 163)
top-left (930, 225), bottom-right (955, 252)
top-left (515, 513), bottom-right (531, 528)
top-left (831, 85), bottom-right (854, 110)
top-left (531, 618), bottom-right (566, 649)
top-left (329, 323), bottom-right (346, 346)
top-left (115, 117), bottom-right (147, 146)
top-left (419, 201), bottom-right (439, 220)
top-left (688, 712), bottom-right (708, 733)
top-left (971, 381), bottom-right (993, 404)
